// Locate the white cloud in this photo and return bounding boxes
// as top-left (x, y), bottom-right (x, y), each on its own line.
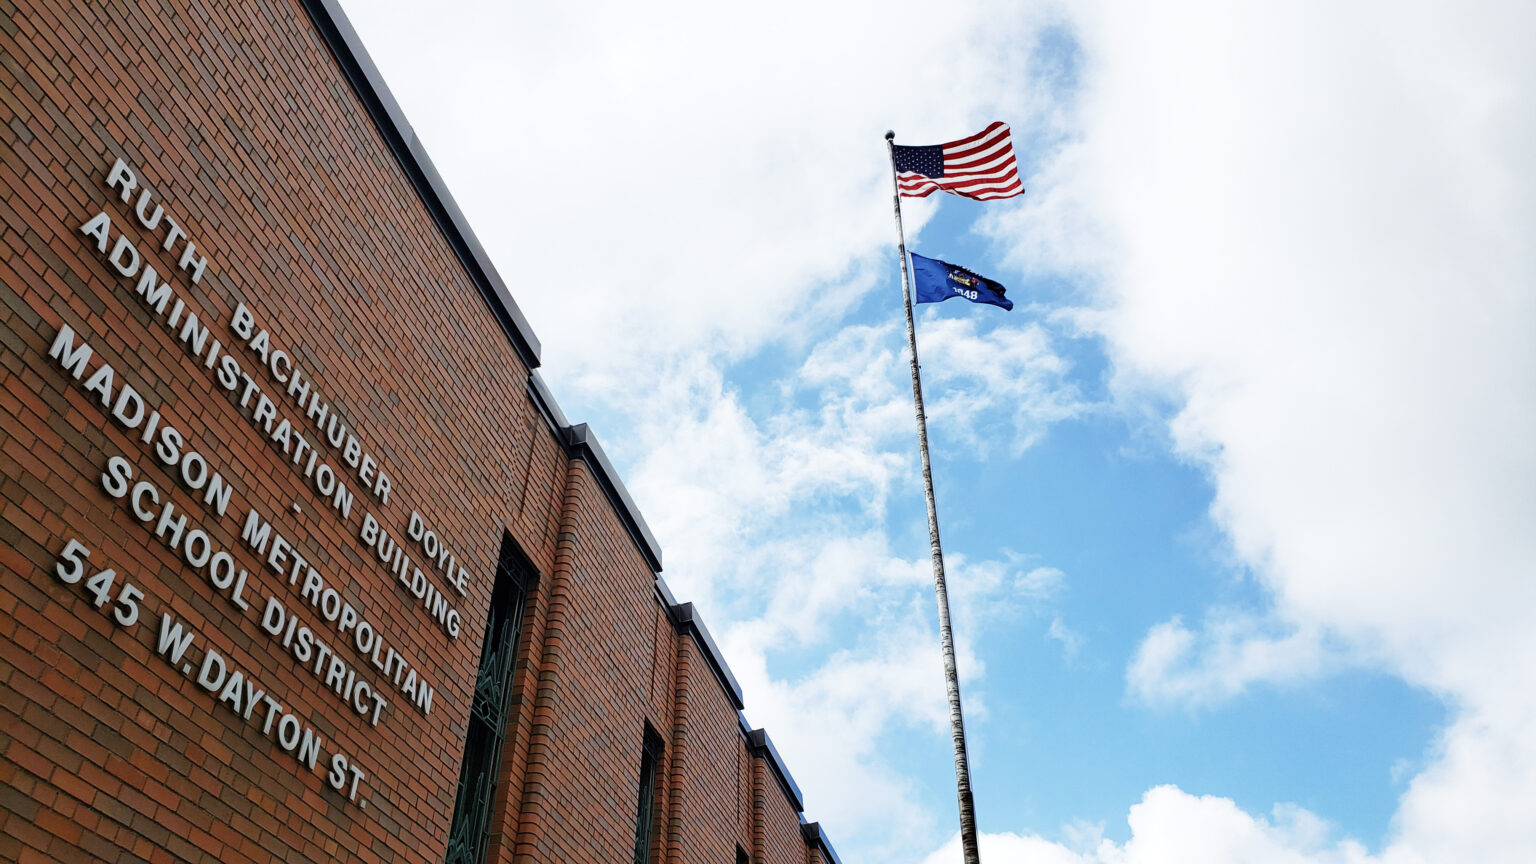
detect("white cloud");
top-left (1047, 615), bottom-right (1083, 660)
top-left (1126, 613), bottom-right (1344, 708)
top-left (1020, 566), bottom-right (1066, 599)
top-left (1005, 0), bottom-right (1536, 705)
top-left (341, 0), bottom-right (1063, 389)
top-left (922, 830), bottom-right (1092, 864)
top-left (527, 299), bottom-right (1085, 855)
top-left (619, 324), bottom-right (1079, 851)
top-left (725, 588), bottom-right (1002, 857)
top-left (1123, 2), bottom-right (1531, 669)
top-left (1387, 708), bottom-right (1536, 864)
top-left (922, 786), bottom-right (1373, 864)
top-left (988, 0), bottom-right (1536, 860)
top-left (919, 316), bottom-right (1088, 455)
top-left (1107, 788), bottom-right (1372, 864)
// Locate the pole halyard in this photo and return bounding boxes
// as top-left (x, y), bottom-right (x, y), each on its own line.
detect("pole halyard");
top-left (884, 131), bottom-right (982, 864)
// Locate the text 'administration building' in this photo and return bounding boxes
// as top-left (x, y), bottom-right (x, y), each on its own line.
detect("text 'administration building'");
top-left (1, 1), bottom-right (842, 862)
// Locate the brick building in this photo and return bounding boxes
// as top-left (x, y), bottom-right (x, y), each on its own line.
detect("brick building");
top-left (0, 1), bottom-right (842, 862)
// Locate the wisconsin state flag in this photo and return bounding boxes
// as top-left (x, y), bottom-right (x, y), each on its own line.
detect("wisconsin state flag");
top-left (910, 253), bottom-right (1013, 311)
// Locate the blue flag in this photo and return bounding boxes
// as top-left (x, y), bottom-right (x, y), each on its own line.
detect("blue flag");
top-left (910, 252), bottom-right (1013, 311)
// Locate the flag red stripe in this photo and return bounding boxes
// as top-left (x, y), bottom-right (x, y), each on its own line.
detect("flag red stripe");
top-left (930, 178), bottom-right (1022, 196)
top-left (897, 174), bottom-right (1019, 196)
top-left (939, 121), bottom-right (1009, 154)
top-left (943, 127), bottom-right (1012, 162)
top-left (896, 161), bottom-right (1018, 183)
top-left (967, 181), bottom-right (1024, 199)
top-left (895, 174), bottom-right (1021, 191)
top-left (897, 166), bottom-right (1020, 193)
top-left (953, 170), bottom-right (1017, 191)
top-left (897, 183), bottom-right (1022, 200)
top-left (945, 142), bottom-right (1014, 171)
top-left (943, 160), bottom-right (1013, 183)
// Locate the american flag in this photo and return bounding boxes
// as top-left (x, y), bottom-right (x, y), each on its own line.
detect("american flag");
top-left (892, 122), bottom-right (1024, 201)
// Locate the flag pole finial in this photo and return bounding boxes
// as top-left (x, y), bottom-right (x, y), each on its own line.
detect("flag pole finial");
top-left (885, 130), bottom-right (895, 141)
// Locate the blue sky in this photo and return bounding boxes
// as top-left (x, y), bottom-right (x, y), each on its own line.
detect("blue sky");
top-left (341, 2), bottom-right (1535, 861)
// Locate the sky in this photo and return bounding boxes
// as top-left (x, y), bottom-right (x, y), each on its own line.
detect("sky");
top-left (338, 1), bottom-right (1536, 861)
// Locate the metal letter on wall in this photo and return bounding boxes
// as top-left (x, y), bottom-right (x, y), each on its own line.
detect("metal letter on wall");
top-left (445, 534), bottom-right (533, 864)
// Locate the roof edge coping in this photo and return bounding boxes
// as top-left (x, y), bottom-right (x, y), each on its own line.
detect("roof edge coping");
top-left (668, 602), bottom-right (745, 710)
top-left (747, 727), bottom-right (804, 811)
top-left (799, 820), bottom-right (844, 864)
top-left (527, 370), bottom-right (570, 431)
top-left (654, 573), bottom-right (679, 608)
top-left (564, 423), bottom-right (663, 572)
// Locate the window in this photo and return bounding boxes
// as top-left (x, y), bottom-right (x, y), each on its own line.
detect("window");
top-left (633, 725), bottom-right (665, 864)
top-left (736, 844), bottom-right (750, 864)
top-left (444, 535), bottom-right (533, 864)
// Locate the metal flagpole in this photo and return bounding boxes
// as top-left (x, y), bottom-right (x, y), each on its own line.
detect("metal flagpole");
top-left (884, 130), bottom-right (982, 864)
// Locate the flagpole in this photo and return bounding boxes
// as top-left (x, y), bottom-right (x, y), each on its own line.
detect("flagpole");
top-left (885, 130), bottom-right (982, 864)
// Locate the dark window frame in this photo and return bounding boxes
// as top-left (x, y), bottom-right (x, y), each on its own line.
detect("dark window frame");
top-left (444, 534), bottom-right (535, 864)
top-left (633, 724), bottom-right (666, 864)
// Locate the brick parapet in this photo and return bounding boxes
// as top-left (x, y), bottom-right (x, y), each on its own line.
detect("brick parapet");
top-left (1, 0), bottom-right (843, 861)
top-left (509, 457), bottom-right (580, 863)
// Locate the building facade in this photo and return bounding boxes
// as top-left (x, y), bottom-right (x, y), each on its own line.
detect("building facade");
top-left (0, 1), bottom-right (840, 861)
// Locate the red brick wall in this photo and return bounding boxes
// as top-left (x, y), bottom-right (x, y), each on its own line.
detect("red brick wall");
top-left (747, 753), bottom-right (810, 864)
top-left (1, 1), bottom-right (826, 862)
top-left (737, 738), bottom-right (755, 856)
top-left (509, 459), bottom-right (669, 863)
top-left (757, 770), bottom-right (805, 864)
top-left (671, 633), bottom-right (751, 864)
